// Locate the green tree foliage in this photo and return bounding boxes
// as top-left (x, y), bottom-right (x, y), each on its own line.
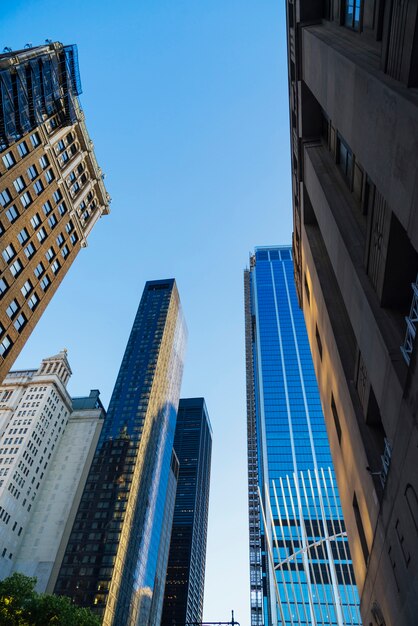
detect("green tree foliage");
top-left (0, 573), bottom-right (100, 626)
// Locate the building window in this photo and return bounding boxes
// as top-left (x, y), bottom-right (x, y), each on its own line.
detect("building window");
top-left (0, 336), bottom-right (12, 357)
top-left (20, 191), bottom-right (32, 208)
top-left (56, 233), bottom-right (65, 247)
top-left (5, 205), bottom-right (19, 223)
top-left (40, 276), bottom-right (50, 291)
top-left (2, 152), bottom-right (15, 169)
top-left (65, 220), bottom-right (74, 234)
top-left (33, 180), bottom-right (44, 195)
top-left (42, 201), bottom-right (52, 216)
top-left (0, 189), bottom-right (12, 207)
top-left (2, 244), bottom-right (16, 262)
top-left (30, 214), bottom-right (41, 230)
top-left (21, 280), bottom-right (33, 298)
top-left (13, 314), bottom-right (26, 333)
top-left (48, 215), bottom-right (57, 229)
top-left (331, 394), bottom-right (342, 443)
top-left (344, 0), bottom-right (361, 30)
top-left (337, 135), bottom-right (353, 188)
top-left (34, 262), bottom-right (45, 278)
top-left (70, 233), bottom-right (78, 245)
top-left (353, 493), bottom-right (369, 564)
top-left (45, 169), bottom-right (54, 184)
top-left (37, 227), bottom-right (47, 243)
top-left (28, 293), bottom-right (39, 310)
top-left (56, 140), bottom-right (65, 153)
top-left (316, 324), bottom-right (323, 360)
top-left (17, 142), bottom-right (28, 157)
top-left (61, 245), bottom-right (69, 259)
top-left (27, 165), bottom-right (38, 180)
top-left (30, 132), bottom-right (40, 148)
top-left (13, 177), bottom-right (25, 193)
top-left (0, 279), bottom-right (8, 298)
top-left (51, 260), bottom-right (60, 274)
top-left (17, 228), bottom-right (29, 245)
top-left (24, 243), bottom-right (36, 259)
top-left (53, 189), bottom-right (62, 204)
top-left (39, 155), bottom-right (49, 169)
top-left (45, 247), bottom-right (55, 261)
top-left (6, 300), bottom-right (19, 319)
top-left (10, 259), bottom-right (22, 277)
top-left (405, 484), bottom-right (418, 532)
top-left (58, 202), bottom-right (67, 216)
top-left (304, 273), bottom-right (310, 305)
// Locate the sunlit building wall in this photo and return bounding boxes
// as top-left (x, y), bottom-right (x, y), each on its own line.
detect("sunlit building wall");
top-left (0, 43), bottom-right (109, 380)
top-left (244, 246), bottom-right (361, 626)
top-left (0, 351), bottom-right (104, 589)
top-left (54, 279), bottom-right (187, 626)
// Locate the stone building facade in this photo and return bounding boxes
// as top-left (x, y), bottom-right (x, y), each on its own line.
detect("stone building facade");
top-left (0, 43), bottom-right (110, 380)
top-left (286, 2), bottom-right (418, 625)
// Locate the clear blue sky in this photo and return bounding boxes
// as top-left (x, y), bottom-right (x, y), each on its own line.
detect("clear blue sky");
top-left (1, 2), bottom-right (292, 623)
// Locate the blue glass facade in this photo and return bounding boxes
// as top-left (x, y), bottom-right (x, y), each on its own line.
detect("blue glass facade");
top-left (55, 279), bottom-right (187, 626)
top-left (245, 247), bottom-right (361, 626)
top-left (161, 398), bottom-right (212, 626)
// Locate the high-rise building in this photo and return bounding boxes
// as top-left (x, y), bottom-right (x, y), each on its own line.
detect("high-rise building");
top-left (244, 246), bottom-right (361, 626)
top-left (0, 351), bottom-right (104, 586)
top-left (0, 42), bottom-right (110, 380)
top-left (13, 389), bottom-right (105, 592)
top-left (55, 279), bottom-right (187, 626)
top-left (286, 4), bottom-right (418, 625)
top-left (161, 397), bottom-right (212, 626)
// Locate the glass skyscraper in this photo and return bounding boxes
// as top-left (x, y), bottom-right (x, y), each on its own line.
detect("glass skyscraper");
top-left (55, 279), bottom-right (187, 626)
top-left (244, 247), bottom-right (361, 626)
top-left (161, 398), bottom-right (212, 626)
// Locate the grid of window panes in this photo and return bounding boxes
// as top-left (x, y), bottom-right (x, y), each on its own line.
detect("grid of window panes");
top-left (54, 280), bottom-right (186, 626)
top-left (250, 247), bottom-right (361, 626)
top-left (161, 398), bottom-right (212, 626)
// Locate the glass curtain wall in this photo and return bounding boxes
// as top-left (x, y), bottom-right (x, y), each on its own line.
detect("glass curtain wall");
top-left (245, 247), bottom-right (361, 626)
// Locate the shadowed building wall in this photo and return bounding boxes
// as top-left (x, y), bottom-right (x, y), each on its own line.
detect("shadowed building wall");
top-left (161, 398), bottom-right (212, 626)
top-left (286, 3), bottom-right (418, 625)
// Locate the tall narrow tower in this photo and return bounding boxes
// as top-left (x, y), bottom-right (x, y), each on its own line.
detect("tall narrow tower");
top-left (55, 279), bottom-right (187, 626)
top-left (0, 42), bottom-right (110, 380)
top-left (161, 397), bottom-right (212, 626)
top-left (244, 246), bottom-right (361, 626)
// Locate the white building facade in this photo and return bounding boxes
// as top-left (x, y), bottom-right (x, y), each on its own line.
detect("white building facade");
top-left (0, 350), bottom-right (104, 590)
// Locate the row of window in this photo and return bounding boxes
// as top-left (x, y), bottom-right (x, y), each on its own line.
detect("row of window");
top-left (0, 133), bottom-right (40, 175)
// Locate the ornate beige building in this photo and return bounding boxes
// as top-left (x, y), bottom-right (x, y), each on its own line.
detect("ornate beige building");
top-left (286, 2), bottom-right (418, 625)
top-left (0, 42), bottom-right (110, 380)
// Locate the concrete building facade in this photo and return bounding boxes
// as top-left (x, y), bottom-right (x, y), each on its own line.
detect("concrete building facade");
top-left (286, 2), bottom-right (418, 625)
top-left (0, 43), bottom-right (110, 380)
top-left (0, 350), bottom-right (104, 590)
top-left (13, 389), bottom-right (105, 592)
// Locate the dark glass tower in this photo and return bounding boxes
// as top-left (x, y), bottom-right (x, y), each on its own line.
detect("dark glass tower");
top-left (161, 398), bottom-right (212, 626)
top-left (55, 279), bottom-right (187, 626)
top-left (245, 247), bottom-right (361, 626)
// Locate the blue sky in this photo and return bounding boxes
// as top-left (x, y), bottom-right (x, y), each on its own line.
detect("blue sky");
top-left (1, 2), bottom-right (292, 622)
